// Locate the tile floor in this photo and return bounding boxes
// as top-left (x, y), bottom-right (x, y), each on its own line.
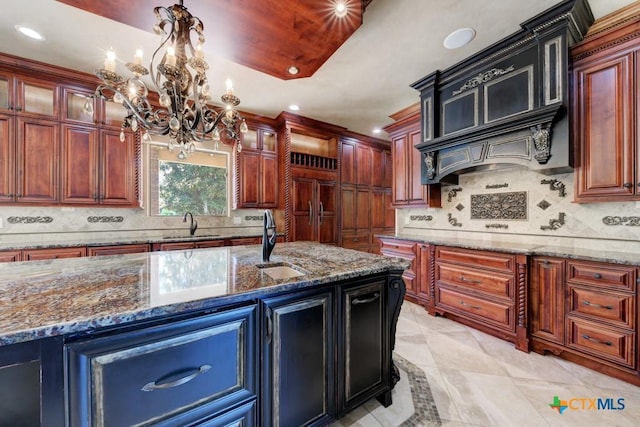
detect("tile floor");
top-left (334, 301), bottom-right (640, 427)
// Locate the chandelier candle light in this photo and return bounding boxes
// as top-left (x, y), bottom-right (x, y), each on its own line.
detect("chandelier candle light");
top-left (88, 0), bottom-right (248, 159)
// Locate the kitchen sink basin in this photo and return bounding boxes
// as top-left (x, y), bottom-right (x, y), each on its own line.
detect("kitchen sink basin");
top-left (257, 263), bottom-right (306, 280)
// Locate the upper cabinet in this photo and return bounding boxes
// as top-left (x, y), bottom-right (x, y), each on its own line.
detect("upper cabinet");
top-left (383, 105), bottom-right (441, 208)
top-left (572, 2), bottom-right (640, 203)
top-left (0, 55), bottom-right (140, 207)
top-left (236, 123), bottom-right (278, 209)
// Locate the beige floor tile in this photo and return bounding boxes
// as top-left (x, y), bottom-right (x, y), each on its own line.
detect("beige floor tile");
top-left (417, 363), bottom-right (463, 423)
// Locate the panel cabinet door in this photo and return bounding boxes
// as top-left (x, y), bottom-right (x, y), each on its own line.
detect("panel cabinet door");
top-left (407, 128), bottom-right (425, 204)
top-left (238, 150), bottom-right (261, 207)
top-left (61, 124), bottom-right (99, 204)
top-left (100, 129), bottom-right (137, 206)
top-left (355, 145), bottom-right (371, 187)
top-left (0, 249), bottom-right (21, 262)
top-left (391, 134), bottom-right (408, 205)
top-left (340, 186), bottom-right (356, 232)
top-left (417, 244), bottom-right (431, 304)
top-left (262, 290), bottom-right (334, 427)
top-left (574, 50), bottom-right (635, 200)
top-left (23, 247), bottom-right (86, 261)
top-left (355, 188), bottom-right (371, 230)
top-left (0, 114), bottom-right (14, 202)
top-left (16, 77), bottom-right (58, 119)
top-left (291, 178), bottom-right (315, 241)
top-left (317, 180), bottom-right (337, 245)
top-left (339, 280), bottom-right (387, 413)
top-left (16, 118), bottom-right (59, 203)
top-left (260, 153), bottom-right (278, 207)
top-left (341, 142), bottom-right (355, 185)
top-left (530, 257), bottom-right (565, 344)
top-left (371, 148), bottom-right (385, 188)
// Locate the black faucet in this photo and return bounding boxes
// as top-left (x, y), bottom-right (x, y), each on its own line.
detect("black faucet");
top-left (262, 210), bottom-right (277, 262)
top-left (183, 212), bottom-right (198, 236)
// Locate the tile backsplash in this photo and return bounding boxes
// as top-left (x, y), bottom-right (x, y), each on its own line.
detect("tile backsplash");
top-left (396, 166), bottom-right (640, 253)
top-left (0, 206), bottom-right (268, 245)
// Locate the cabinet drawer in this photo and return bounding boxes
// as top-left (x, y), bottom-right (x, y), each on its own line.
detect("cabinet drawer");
top-left (437, 287), bottom-right (513, 330)
top-left (566, 318), bottom-right (635, 368)
top-left (67, 305), bottom-right (257, 427)
top-left (436, 247), bottom-right (515, 273)
top-left (567, 261), bottom-right (636, 291)
top-left (437, 263), bottom-right (513, 298)
top-left (380, 239), bottom-right (415, 256)
top-left (568, 287), bottom-right (636, 329)
top-left (341, 232), bottom-right (370, 250)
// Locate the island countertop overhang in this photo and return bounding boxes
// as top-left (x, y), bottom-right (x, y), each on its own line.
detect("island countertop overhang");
top-left (0, 242), bottom-right (409, 346)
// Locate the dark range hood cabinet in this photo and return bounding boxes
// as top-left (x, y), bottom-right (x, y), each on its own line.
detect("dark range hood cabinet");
top-left (412, 0), bottom-right (594, 184)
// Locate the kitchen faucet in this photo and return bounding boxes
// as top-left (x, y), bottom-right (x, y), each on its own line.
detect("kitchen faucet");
top-left (183, 212), bottom-right (198, 236)
top-left (262, 210), bottom-right (277, 262)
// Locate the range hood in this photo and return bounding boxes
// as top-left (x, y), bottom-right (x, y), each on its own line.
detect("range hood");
top-left (412, 0), bottom-right (593, 184)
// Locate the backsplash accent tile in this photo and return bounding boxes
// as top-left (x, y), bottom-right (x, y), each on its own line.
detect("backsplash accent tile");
top-left (540, 178), bottom-right (566, 197)
top-left (485, 183), bottom-right (509, 189)
top-left (447, 187), bottom-right (462, 202)
top-left (447, 213), bottom-right (462, 227)
top-left (602, 216), bottom-right (640, 226)
top-left (410, 215), bottom-right (433, 221)
top-left (541, 212), bottom-right (566, 231)
top-left (87, 216), bottom-right (124, 223)
top-left (7, 216), bottom-right (53, 224)
top-left (485, 223), bottom-right (508, 229)
top-left (456, 203), bottom-right (465, 211)
top-left (470, 192), bottom-right (527, 220)
top-left (537, 199), bottom-right (551, 210)
top-left (244, 215), bottom-right (263, 221)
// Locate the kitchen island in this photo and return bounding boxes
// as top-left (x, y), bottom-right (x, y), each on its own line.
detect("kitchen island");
top-left (0, 242), bottom-right (408, 427)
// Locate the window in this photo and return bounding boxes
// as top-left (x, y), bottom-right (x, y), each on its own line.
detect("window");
top-left (148, 144), bottom-right (230, 216)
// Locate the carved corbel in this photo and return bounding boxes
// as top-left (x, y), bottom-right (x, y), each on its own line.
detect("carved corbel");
top-left (424, 151), bottom-right (436, 180)
top-left (531, 123), bottom-right (552, 164)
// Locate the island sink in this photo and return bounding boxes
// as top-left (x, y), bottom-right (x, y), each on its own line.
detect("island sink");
top-left (257, 263), bottom-right (306, 279)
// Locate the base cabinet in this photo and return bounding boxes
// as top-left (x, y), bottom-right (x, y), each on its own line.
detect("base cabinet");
top-left (262, 290), bottom-right (335, 427)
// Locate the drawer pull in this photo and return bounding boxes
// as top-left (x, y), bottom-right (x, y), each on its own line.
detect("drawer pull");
top-left (352, 293), bottom-right (380, 305)
top-left (459, 300), bottom-right (481, 310)
top-left (142, 364), bottom-right (211, 392)
top-left (581, 335), bottom-right (613, 347)
top-left (593, 273), bottom-right (602, 279)
top-left (582, 301), bottom-right (613, 310)
top-left (459, 276), bottom-right (482, 285)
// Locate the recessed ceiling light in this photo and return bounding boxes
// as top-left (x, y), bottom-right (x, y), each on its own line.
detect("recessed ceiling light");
top-left (443, 28), bottom-right (476, 49)
top-left (335, 1), bottom-right (348, 18)
top-left (289, 104), bottom-right (300, 111)
top-left (15, 25), bottom-right (45, 41)
top-left (288, 66), bottom-right (299, 75)
top-left (372, 128), bottom-right (382, 134)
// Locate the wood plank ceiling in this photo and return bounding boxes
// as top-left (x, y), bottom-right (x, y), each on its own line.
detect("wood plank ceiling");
top-left (56, 0), bottom-right (369, 80)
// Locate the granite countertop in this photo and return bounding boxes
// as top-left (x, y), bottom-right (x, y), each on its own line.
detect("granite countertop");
top-left (378, 234), bottom-right (640, 266)
top-left (0, 232), bottom-right (264, 251)
top-left (0, 242), bottom-right (408, 346)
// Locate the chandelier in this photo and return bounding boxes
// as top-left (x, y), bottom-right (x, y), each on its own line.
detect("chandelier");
top-left (88, 0), bottom-right (248, 159)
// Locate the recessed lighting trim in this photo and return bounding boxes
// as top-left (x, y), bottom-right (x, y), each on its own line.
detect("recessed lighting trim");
top-left (335, 1), bottom-right (348, 18)
top-left (288, 66), bottom-right (299, 75)
top-left (289, 104), bottom-right (300, 111)
top-left (15, 25), bottom-right (45, 41)
top-left (443, 27), bottom-right (476, 49)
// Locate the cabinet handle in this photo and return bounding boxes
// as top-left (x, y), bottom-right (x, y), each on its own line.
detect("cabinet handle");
top-left (459, 300), bottom-right (481, 310)
top-left (582, 301), bottom-right (613, 310)
top-left (319, 201), bottom-right (324, 224)
top-left (141, 364), bottom-right (211, 392)
top-left (581, 334), bottom-right (613, 346)
top-left (593, 273), bottom-right (602, 279)
top-left (623, 183), bottom-right (633, 188)
top-left (308, 200), bottom-right (313, 224)
top-left (15, 106), bottom-right (22, 112)
top-left (459, 276), bottom-right (482, 285)
top-left (352, 293), bottom-right (380, 305)
top-left (266, 307), bottom-right (273, 345)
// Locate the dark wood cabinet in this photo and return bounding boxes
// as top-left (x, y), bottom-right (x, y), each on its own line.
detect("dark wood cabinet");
top-left (67, 304), bottom-right (258, 427)
top-left (530, 257), bottom-right (565, 345)
top-left (379, 238), bottom-right (428, 306)
top-left (383, 105), bottom-right (440, 208)
top-left (87, 244), bottom-right (150, 256)
top-left (23, 246), bottom-right (86, 261)
top-left (99, 129), bottom-right (138, 206)
top-left (572, 6), bottom-right (640, 202)
top-left (61, 124), bottom-right (99, 204)
top-left (291, 174), bottom-right (337, 244)
top-left (262, 289), bottom-right (335, 426)
top-left (236, 127), bottom-right (278, 208)
top-left (0, 249), bottom-right (21, 263)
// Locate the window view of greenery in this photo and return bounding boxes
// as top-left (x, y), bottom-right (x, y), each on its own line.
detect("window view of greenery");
top-left (158, 160), bottom-right (228, 216)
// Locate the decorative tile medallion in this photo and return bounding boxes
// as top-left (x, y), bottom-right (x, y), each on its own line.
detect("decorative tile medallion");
top-left (541, 212), bottom-right (566, 231)
top-left (540, 178), bottom-right (566, 197)
top-left (410, 215), bottom-right (433, 221)
top-left (602, 216), bottom-right (640, 226)
top-left (447, 187), bottom-right (462, 203)
top-left (87, 216), bottom-right (124, 223)
top-left (470, 192), bottom-right (527, 220)
top-left (537, 199), bottom-right (551, 211)
top-left (7, 216), bottom-right (53, 224)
